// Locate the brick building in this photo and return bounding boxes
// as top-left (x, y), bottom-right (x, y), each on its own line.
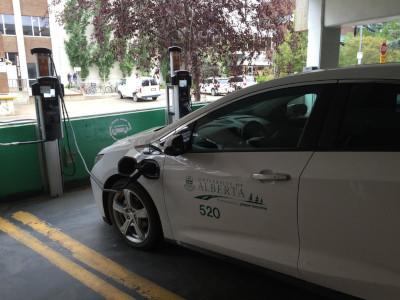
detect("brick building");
top-left (0, 0), bottom-right (53, 95)
top-left (0, 33), bottom-right (8, 94)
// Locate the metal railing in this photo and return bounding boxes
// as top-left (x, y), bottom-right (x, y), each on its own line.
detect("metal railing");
top-left (8, 79), bottom-right (28, 91)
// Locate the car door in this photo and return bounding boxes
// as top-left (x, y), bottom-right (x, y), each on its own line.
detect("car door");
top-left (298, 81), bottom-right (400, 299)
top-left (118, 78), bottom-right (127, 96)
top-left (162, 83), bottom-right (336, 277)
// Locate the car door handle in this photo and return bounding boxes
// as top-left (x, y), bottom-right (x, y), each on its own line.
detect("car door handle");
top-left (251, 173), bottom-right (291, 181)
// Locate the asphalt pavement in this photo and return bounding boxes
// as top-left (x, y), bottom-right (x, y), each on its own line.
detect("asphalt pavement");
top-left (0, 186), bottom-right (336, 300)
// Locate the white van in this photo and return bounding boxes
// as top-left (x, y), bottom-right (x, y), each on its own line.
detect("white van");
top-left (117, 77), bottom-right (161, 101)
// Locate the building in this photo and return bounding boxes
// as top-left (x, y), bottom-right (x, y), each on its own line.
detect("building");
top-left (0, 0), bottom-right (56, 100)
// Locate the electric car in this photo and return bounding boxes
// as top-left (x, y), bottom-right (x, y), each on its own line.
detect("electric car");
top-left (91, 63), bottom-right (400, 299)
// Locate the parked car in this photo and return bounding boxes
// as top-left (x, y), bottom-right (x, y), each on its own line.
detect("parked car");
top-left (117, 77), bottom-right (161, 101)
top-left (228, 75), bottom-right (257, 92)
top-left (199, 77), bottom-right (230, 96)
top-left (91, 63), bottom-right (400, 299)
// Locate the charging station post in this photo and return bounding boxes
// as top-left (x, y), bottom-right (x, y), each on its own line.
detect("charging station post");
top-left (166, 46), bottom-right (192, 124)
top-left (31, 47), bottom-right (64, 198)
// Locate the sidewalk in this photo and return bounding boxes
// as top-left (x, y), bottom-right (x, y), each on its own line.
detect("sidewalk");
top-left (0, 91), bottom-right (220, 123)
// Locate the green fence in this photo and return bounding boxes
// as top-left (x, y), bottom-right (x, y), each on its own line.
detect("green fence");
top-left (0, 104), bottom-right (206, 201)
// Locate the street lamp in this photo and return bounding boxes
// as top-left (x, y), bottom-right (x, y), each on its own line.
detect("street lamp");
top-left (357, 25), bottom-right (363, 65)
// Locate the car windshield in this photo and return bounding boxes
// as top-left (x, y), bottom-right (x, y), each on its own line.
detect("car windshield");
top-left (219, 79), bottom-right (229, 84)
top-left (246, 77), bottom-right (256, 82)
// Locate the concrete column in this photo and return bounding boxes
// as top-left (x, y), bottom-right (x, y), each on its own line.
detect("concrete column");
top-left (11, 0), bottom-right (28, 81)
top-left (306, 0), bottom-right (341, 69)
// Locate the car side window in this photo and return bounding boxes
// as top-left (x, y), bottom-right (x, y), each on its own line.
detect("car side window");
top-left (335, 83), bottom-right (400, 150)
top-left (188, 86), bottom-right (323, 152)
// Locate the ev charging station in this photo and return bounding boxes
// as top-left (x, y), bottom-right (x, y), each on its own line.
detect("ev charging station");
top-left (166, 46), bottom-right (192, 124)
top-left (31, 47), bottom-right (64, 197)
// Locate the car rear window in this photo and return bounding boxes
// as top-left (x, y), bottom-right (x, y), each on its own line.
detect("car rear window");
top-left (142, 79), bottom-right (158, 86)
top-left (246, 77), bottom-right (256, 82)
top-left (219, 79), bottom-right (229, 84)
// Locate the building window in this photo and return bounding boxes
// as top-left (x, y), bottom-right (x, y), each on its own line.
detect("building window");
top-left (0, 14), bottom-right (16, 35)
top-left (22, 16), bottom-right (33, 35)
top-left (22, 16), bottom-right (50, 37)
top-left (27, 63), bottom-right (37, 87)
top-left (5, 52), bottom-right (18, 65)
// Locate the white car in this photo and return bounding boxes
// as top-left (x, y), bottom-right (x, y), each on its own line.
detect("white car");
top-left (199, 77), bottom-right (230, 95)
top-left (91, 63), bottom-right (400, 299)
top-left (117, 76), bottom-right (161, 101)
top-left (228, 75), bottom-right (257, 92)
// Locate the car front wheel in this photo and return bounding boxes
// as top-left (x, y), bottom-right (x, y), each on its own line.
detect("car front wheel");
top-left (118, 91), bottom-right (123, 99)
top-left (108, 180), bottom-right (162, 250)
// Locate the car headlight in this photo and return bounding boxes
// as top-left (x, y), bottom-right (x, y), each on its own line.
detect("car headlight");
top-left (94, 154), bottom-right (104, 165)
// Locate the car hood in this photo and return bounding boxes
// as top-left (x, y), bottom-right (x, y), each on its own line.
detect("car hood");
top-left (100, 126), bottom-right (164, 154)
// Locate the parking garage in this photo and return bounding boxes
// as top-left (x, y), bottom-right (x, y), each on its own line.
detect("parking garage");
top-left (1, 0), bottom-right (400, 299)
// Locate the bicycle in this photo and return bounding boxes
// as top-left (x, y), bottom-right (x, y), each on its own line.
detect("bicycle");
top-left (95, 83), bottom-right (105, 95)
top-left (84, 86), bottom-right (96, 94)
top-left (104, 82), bottom-right (114, 93)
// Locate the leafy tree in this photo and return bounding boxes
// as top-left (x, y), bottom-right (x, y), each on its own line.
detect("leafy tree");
top-left (62, 0), bottom-right (92, 80)
top-left (274, 29), bottom-right (307, 76)
top-left (54, 0), bottom-right (295, 101)
top-left (371, 20), bottom-right (400, 40)
top-left (340, 34), bottom-right (400, 66)
top-left (91, 1), bottom-right (116, 81)
top-left (118, 42), bottom-right (135, 78)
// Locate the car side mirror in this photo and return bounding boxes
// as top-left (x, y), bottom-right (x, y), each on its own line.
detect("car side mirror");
top-left (164, 134), bottom-right (185, 156)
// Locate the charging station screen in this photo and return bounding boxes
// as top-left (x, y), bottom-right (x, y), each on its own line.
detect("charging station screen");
top-left (179, 80), bottom-right (187, 88)
top-left (40, 86), bottom-right (56, 98)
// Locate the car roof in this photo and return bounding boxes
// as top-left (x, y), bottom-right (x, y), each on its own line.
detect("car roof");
top-left (154, 63), bottom-right (400, 140)
top-left (229, 75), bottom-right (253, 77)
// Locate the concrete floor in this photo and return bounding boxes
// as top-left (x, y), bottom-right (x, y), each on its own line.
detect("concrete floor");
top-left (0, 187), bottom-right (353, 300)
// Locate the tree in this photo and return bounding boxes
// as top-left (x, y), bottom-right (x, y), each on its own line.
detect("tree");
top-left (91, 1), bottom-right (117, 81)
top-left (62, 0), bottom-right (92, 80)
top-left (371, 20), bottom-right (400, 41)
top-left (274, 29), bottom-right (307, 76)
top-left (340, 34), bottom-right (400, 66)
top-left (118, 40), bottom-right (135, 78)
top-left (54, 0), bottom-right (295, 101)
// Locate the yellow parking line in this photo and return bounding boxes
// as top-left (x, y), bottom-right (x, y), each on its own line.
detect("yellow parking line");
top-left (12, 211), bottom-right (184, 300)
top-left (0, 217), bottom-right (135, 300)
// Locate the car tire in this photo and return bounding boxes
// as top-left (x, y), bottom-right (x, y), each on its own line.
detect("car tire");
top-left (211, 88), bottom-right (217, 96)
top-left (108, 180), bottom-right (162, 250)
top-left (119, 91), bottom-right (123, 99)
top-left (133, 93), bottom-right (139, 102)
top-left (152, 97), bottom-right (158, 101)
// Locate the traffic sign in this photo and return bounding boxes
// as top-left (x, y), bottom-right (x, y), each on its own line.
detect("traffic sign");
top-left (381, 42), bottom-right (387, 55)
top-left (380, 54), bottom-right (386, 63)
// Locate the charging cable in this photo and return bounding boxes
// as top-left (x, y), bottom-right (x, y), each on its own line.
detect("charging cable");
top-left (49, 55), bottom-right (137, 195)
top-left (0, 139), bottom-right (46, 146)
